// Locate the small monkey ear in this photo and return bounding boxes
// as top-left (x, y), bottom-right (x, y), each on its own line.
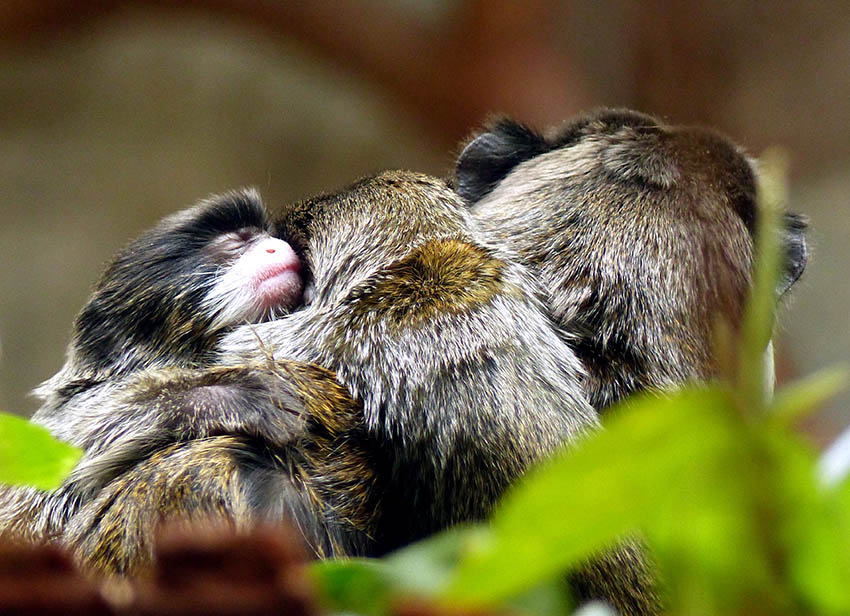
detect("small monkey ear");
top-left (455, 119), bottom-right (549, 203)
top-left (778, 212), bottom-right (807, 296)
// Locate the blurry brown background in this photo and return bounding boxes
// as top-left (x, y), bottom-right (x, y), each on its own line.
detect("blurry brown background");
top-left (0, 1), bottom-right (847, 446)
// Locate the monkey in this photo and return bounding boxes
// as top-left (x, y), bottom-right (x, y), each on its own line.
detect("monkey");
top-left (214, 171), bottom-right (658, 614)
top-left (453, 108), bottom-right (808, 612)
top-left (6, 171), bottom-right (652, 611)
top-left (455, 108), bottom-right (808, 412)
top-left (31, 187), bottom-right (305, 453)
top-left (1, 189), bottom-right (377, 568)
top-left (4, 173), bottom-right (598, 569)
top-left (215, 170), bottom-right (599, 553)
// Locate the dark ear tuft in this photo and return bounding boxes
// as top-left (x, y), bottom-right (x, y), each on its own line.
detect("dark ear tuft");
top-left (455, 119), bottom-right (549, 203)
top-left (779, 212), bottom-right (808, 296)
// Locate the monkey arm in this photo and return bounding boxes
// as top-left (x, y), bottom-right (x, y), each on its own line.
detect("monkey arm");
top-left (5, 359), bottom-right (379, 575)
top-left (60, 360), bottom-right (348, 482)
top-left (61, 436), bottom-right (282, 575)
top-left (108, 361), bottom-right (314, 453)
top-left (61, 427), bottom-right (377, 576)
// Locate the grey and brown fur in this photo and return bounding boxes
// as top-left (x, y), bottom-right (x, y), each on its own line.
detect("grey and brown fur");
top-left (4, 173), bottom-right (599, 580)
top-left (219, 172), bottom-right (653, 613)
top-left (455, 108), bottom-right (808, 614)
top-left (1, 191), bottom-right (376, 570)
top-left (456, 108), bottom-right (807, 411)
top-left (218, 170), bottom-right (598, 552)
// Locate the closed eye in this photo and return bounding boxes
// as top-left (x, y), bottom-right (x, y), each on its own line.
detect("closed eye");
top-left (235, 227), bottom-right (258, 242)
top-left (206, 227), bottom-right (263, 262)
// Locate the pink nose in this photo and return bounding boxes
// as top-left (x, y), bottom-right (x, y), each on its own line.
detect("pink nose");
top-left (256, 237), bottom-right (300, 271)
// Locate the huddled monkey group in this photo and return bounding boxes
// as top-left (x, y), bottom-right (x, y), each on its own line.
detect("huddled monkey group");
top-left (0, 109), bottom-right (807, 615)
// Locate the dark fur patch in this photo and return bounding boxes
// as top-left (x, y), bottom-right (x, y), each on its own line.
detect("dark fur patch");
top-left (351, 240), bottom-right (505, 329)
top-left (780, 212), bottom-right (808, 296)
top-left (187, 190), bottom-right (268, 239)
top-left (456, 109), bottom-right (666, 204)
top-left (456, 119), bottom-right (549, 203)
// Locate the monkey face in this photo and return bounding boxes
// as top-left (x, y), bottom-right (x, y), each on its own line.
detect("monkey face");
top-left (72, 189), bottom-right (305, 374)
top-left (142, 188), bottom-right (303, 328)
top-left (201, 230), bottom-right (302, 330)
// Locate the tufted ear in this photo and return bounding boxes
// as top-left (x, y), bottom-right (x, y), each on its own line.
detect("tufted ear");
top-left (455, 119), bottom-right (549, 204)
top-left (779, 212), bottom-right (807, 296)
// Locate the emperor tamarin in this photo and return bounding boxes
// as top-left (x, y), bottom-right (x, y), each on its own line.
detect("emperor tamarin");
top-left (456, 108), bottom-right (808, 411)
top-left (1, 191), bottom-right (374, 568)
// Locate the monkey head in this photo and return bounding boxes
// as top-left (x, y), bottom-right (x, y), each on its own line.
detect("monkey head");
top-left (456, 109), bottom-right (808, 408)
top-left (61, 189), bottom-right (303, 383)
top-left (32, 189), bottom-right (305, 446)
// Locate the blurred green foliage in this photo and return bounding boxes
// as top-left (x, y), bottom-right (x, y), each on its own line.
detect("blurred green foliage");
top-left (0, 412), bottom-right (81, 490)
top-left (312, 154), bottom-right (849, 614)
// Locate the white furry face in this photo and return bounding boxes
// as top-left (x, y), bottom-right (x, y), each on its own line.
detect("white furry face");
top-left (202, 230), bottom-right (303, 330)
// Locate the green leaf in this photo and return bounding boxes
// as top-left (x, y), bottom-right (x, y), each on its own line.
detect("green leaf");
top-left (767, 430), bottom-right (850, 614)
top-left (381, 525), bottom-right (475, 595)
top-left (769, 366), bottom-right (848, 427)
top-left (0, 412), bottom-right (81, 490)
top-left (311, 528), bottom-right (477, 615)
top-left (443, 387), bottom-right (742, 606)
top-left (505, 581), bottom-right (573, 616)
top-left (311, 558), bottom-right (394, 616)
top-left (736, 148), bottom-right (789, 413)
